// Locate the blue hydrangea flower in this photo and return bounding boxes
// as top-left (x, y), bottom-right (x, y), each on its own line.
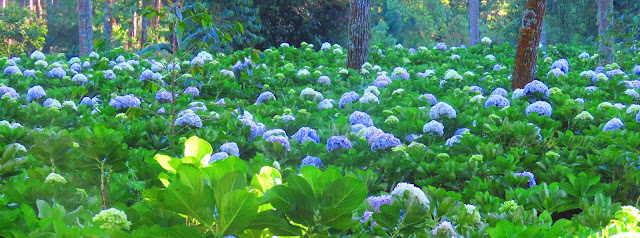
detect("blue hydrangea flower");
top-left (3, 65), bottom-right (21, 75)
top-left (47, 67), bottom-right (66, 78)
top-left (408, 48), bottom-right (416, 54)
top-left (523, 80), bottom-right (550, 98)
top-left (547, 68), bottom-right (565, 78)
top-left (585, 86), bottom-right (598, 92)
top-left (339, 91), bottom-right (360, 109)
top-left (391, 67), bottom-right (410, 80)
top-left (423, 120), bottom-right (444, 136)
top-left (445, 135), bottom-right (462, 146)
top-left (367, 195), bottom-right (392, 212)
top-left (104, 70), bottom-right (116, 80)
top-left (469, 86), bottom-right (484, 94)
top-left (418, 93), bottom-right (438, 106)
top-left (575, 98), bottom-right (585, 104)
top-left (372, 73), bottom-right (393, 88)
top-left (602, 118), bottom-right (624, 132)
top-left (70, 63), bottom-right (82, 72)
top-left (240, 119), bottom-right (265, 140)
top-left (255, 91), bottom-right (276, 105)
top-left (184, 86), bottom-right (200, 97)
top-left (190, 57), bottom-right (205, 67)
top-left (636, 111), bottom-right (640, 122)
top-left (514, 171), bottom-right (537, 188)
top-left (406, 134), bottom-right (422, 142)
top-left (551, 59), bottom-right (570, 74)
top-left (525, 101), bottom-right (552, 117)
top-left (26, 85), bottom-right (46, 102)
top-left (188, 101), bottom-right (207, 112)
top-left (318, 99), bottom-right (334, 110)
top-left (435, 42), bottom-right (447, 51)
top-left (349, 111), bottom-right (374, 126)
top-left (220, 142), bottom-right (239, 157)
top-left (0, 86), bottom-right (19, 99)
top-left (265, 135), bottom-right (290, 151)
top-left (80, 96), bottom-right (100, 106)
top-left (485, 95), bottom-right (510, 108)
top-left (359, 92), bottom-right (379, 104)
top-left (216, 98), bottom-right (226, 105)
top-left (370, 133), bottom-right (401, 150)
top-left (42, 98), bottom-right (62, 109)
top-left (23, 69), bottom-right (36, 77)
top-left (512, 89), bottom-right (525, 99)
top-left (351, 124), bottom-right (367, 133)
top-left (326, 136), bottom-right (353, 151)
top-left (318, 76), bottom-right (331, 85)
top-left (263, 129), bottom-right (287, 139)
top-left (109, 94), bottom-right (141, 109)
top-left (361, 126), bottom-right (384, 142)
top-left (429, 102), bottom-right (457, 119)
top-left (292, 127), bottom-right (320, 144)
top-left (491, 88), bottom-right (508, 97)
top-left (493, 64), bottom-right (503, 71)
top-left (139, 69), bottom-right (156, 81)
top-left (157, 107), bottom-right (166, 114)
top-left (175, 110), bottom-right (203, 127)
top-left (607, 69), bottom-right (626, 77)
top-left (578, 52), bottom-right (590, 59)
top-left (633, 65), bottom-right (640, 76)
top-left (71, 74), bottom-right (88, 84)
top-left (203, 152), bottom-right (229, 165)
top-left (622, 80), bottom-right (640, 89)
top-left (454, 128), bottom-right (470, 136)
top-left (155, 90), bottom-right (173, 103)
top-left (281, 115), bottom-right (296, 122)
top-left (300, 156), bottom-right (323, 168)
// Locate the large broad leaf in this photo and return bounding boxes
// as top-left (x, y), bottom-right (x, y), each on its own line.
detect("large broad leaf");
top-left (163, 182), bottom-right (216, 227)
top-left (250, 166), bottom-right (282, 194)
top-left (177, 165), bottom-right (204, 191)
top-left (321, 177), bottom-right (366, 211)
top-left (317, 168), bottom-right (343, 196)
top-left (183, 136), bottom-right (212, 161)
top-left (217, 190), bottom-right (258, 235)
top-left (205, 157), bottom-right (248, 181)
top-left (372, 204), bottom-right (401, 230)
top-left (300, 166), bottom-right (323, 197)
top-left (261, 186), bottom-right (315, 227)
top-left (247, 210), bottom-right (302, 236)
top-left (155, 154), bottom-right (180, 173)
top-left (214, 170), bottom-right (247, 204)
top-left (286, 175), bottom-right (316, 204)
top-left (401, 196), bottom-right (429, 227)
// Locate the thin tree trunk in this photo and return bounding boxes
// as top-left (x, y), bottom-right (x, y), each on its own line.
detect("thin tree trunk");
top-left (141, 17), bottom-right (148, 49)
top-left (154, 0), bottom-right (161, 27)
top-left (540, 19), bottom-right (547, 50)
top-left (598, 0), bottom-right (614, 65)
top-left (346, 0), bottom-right (370, 70)
top-left (78, 0), bottom-right (93, 55)
top-left (468, 0), bottom-right (480, 46)
top-left (36, 0), bottom-right (42, 18)
top-left (29, 0), bottom-right (34, 11)
top-left (103, 0), bottom-right (113, 48)
top-left (511, 0), bottom-right (547, 90)
top-left (1, 0), bottom-right (6, 9)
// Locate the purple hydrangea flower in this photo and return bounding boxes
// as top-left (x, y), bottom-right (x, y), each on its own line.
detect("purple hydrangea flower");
top-left (514, 171), bottom-right (537, 188)
top-left (512, 89), bottom-right (525, 99)
top-left (435, 42), bottom-right (447, 51)
top-left (139, 69), bottom-right (156, 81)
top-left (391, 67), bottom-right (410, 80)
top-left (263, 129), bottom-right (287, 139)
top-left (155, 90), bottom-right (173, 103)
top-left (406, 134), bottom-right (423, 142)
top-left (240, 119), bottom-right (265, 140)
top-left (339, 91), bottom-right (360, 109)
top-left (207, 152), bottom-right (230, 165)
top-left (175, 110), bottom-right (203, 127)
top-left (292, 127), bottom-right (320, 144)
top-left (349, 111), bottom-right (374, 127)
top-left (523, 80), bottom-right (549, 98)
top-left (26, 85), bottom-right (46, 102)
top-left (423, 120), bottom-right (444, 136)
top-left (220, 142), bottom-right (240, 157)
top-left (71, 74), bottom-right (88, 84)
top-left (318, 76), bottom-right (331, 85)
top-left (104, 70), bottom-right (116, 80)
top-left (361, 126), bottom-right (384, 142)
top-left (318, 99), bottom-right (334, 110)
top-left (47, 67), bottom-right (66, 78)
top-left (70, 63), bottom-right (82, 72)
top-left (367, 195), bottom-right (391, 212)
top-left (526, 101), bottom-right (552, 117)
top-left (281, 115), bottom-right (296, 122)
top-left (326, 136), bottom-right (352, 151)
top-left (23, 69), bottom-right (36, 77)
top-left (300, 156), bottom-right (323, 168)
top-left (633, 65), bottom-right (640, 76)
top-left (372, 74), bottom-right (392, 88)
top-left (606, 69), bottom-right (626, 77)
top-left (485, 95), bottom-right (510, 108)
top-left (603, 118), bottom-right (624, 132)
top-left (429, 102), bottom-right (457, 119)
top-left (454, 128), bottom-right (470, 136)
top-left (351, 124), bottom-right (367, 133)
top-left (109, 94), bottom-right (141, 109)
top-left (418, 93), bottom-right (438, 106)
top-left (255, 91), bottom-right (276, 105)
top-left (266, 135), bottom-right (291, 151)
top-left (80, 96), bottom-right (100, 106)
top-left (551, 59), bottom-right (570, 74)
top-left (469, 85), bottom-right (484, 94)
top-left (370, 133), bottom-right (401, 150)
top-left (183, 86), bottom-right (200, 97)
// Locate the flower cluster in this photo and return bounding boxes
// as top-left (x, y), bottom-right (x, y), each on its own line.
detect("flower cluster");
top-left (525, 101), bottom-right (553, 117)
top-left (301, 156), bottom-right (323, 168)
top-left (292, 127), bottom-right (320, 144)
top-left (390, 182), bottom-right (429, 205)
top-left (423, 120), bottom-right (444, 136)
top-left (349, 111), bottom-right (374, 127)
top-left (430, 102), bottom-right (457, 119)
top-left (92, 208), bottom-right (132, 230)
top-left (266, 135), bottom-right (291, 151)
top-left (109, 94), bottom-right (141, 109)
top-left (255, 91), bottom-right (276, 104)
top-left (602, 118), bottom-right (624, 132)
top-left (523, 80), bottom-right (550, 98)
top-left (514, 171), bottom-right (537, 188)
top-left (175, 110), bottom-right (203, 128)
top-left (326, 136), bottom-right (352, 151)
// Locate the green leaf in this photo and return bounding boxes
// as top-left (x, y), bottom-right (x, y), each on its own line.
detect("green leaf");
top-left (317, 167), bottom-right (343, 196)
top-left (217, 190), bottom-right (258, 235)
top-left (300, 166), bottom-right (323, 196)
top-left (184, 136), bottom-right (212, 161)
top-left (247, 210), bottom-right (302, 236)
top-left (154, 154), bottom-right (177, 173)
top-left (287, 175), bottom-right (316, 203)
top-left (206, 157), bottom-right (248, 181)
top-left (321, 177), bottom-right (366, 211)
top-left (372, 204), bottom-right (401, 230)
top-left (250, 166), bottom-right (282, 194)
top-left (163, 182), bottom-right (216, 227)
top-left (176, 165), bottom-right (204, 191)
top-left (214, 170), bottom-right (247, 204)
top-left (20, 204), bottom-right (38, 231)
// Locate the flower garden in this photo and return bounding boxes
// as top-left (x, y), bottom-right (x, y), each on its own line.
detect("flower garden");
top-left (1, 41), bottom-right (640, 237)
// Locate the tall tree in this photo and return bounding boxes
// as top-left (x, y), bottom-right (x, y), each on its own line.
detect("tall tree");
top-left (103, 0), bottom-right (113, 47)
top-left (468, 0), bottom-right (480, 46)
top-left (598, 0), bottom-right (614, 65)
top-left (346, 0), bottom-right (370, 70)
top-left (36, 0), bottom-right (42, 18)
top-left (511, 0), bottom-right (547, 90)
top-left (77, 0), bottom-right (93, 55)
top-left (540, 20), bottom-right (547, 49)
top-left (1, 0), bottom-right (6, 8)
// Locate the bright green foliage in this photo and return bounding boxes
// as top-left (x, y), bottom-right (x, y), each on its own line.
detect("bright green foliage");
top-left (0, 5), bottom-right (47, 58)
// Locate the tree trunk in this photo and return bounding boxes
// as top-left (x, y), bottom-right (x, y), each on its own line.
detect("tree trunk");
top-left (29, 0), bottom-right (34, 11)
top-left (128, 11), bottom-right (138, 50)
top-left (154, 0), bottom-right (161, 27)
top-left (103, 0), bottom-right (113, 48)
top-left (468, 0), bottom-right (480, 47)
top-left (346, 0), bottom-right (370, 70)
top-left (1, 0), bottom-right (5, 9)
top-left (36, 0), bottom-right (42, 18)
top-left (540, 19), bottom-right (547, 50)
top-left (77, 0), bottom-right (93, 55)
top-left (141, 17), bottom-right (148, 49)
top-left (511, 0), bottom-right (547, 90)
top-left (598, 0), bottom-right (614, 65)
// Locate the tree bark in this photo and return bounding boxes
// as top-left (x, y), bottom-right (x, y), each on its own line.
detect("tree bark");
top-left (346, 0), bottom-right (370, 70)
top-left (78, 0), bottom-right (93, 56)
top-left (1, 0), bottom-right (5, 9)
top-left (103, 0), bottom-right (113, 48)
top-left (154, 0), bottom-right (161, 27)
top-left (468, 0), bottom-right (480, 47)
top-left (511, 0), bottom-right (547, 90)
top-left (36, 0), bottom-right (42, 18)
top-left (141, 16), bottom-right (148, 49)
top-left (598, 0), bottom-right (614, 65)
